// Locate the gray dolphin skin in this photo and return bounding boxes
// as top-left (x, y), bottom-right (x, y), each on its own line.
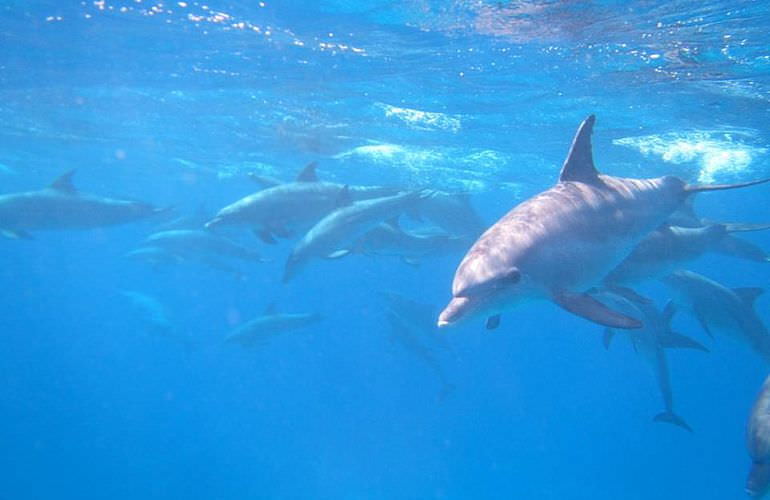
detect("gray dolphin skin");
top-left (413, 190), bottom-right (485, 238)
top-left (353, 218), bottom-right (467, 265)
top-left (661, 270), bottom-right (770, 361)
top-left (0, 170), bottom-right (167, 239)
top-left (605, 223), bottom-right (770, 286)
top-left (747, 374), bottom-right (770, 497)
top-left (205, 162), bottom-right (399, 244)
top-left (225, 304), bottom-right (322, 347)
top-left (438, 115), bottom-right (770, 330)
top-left (283, 189), bottom-right (429, 282)
top-left (595, 290), bottom-right (707, 432)
top-left (143, 229), bottom-right (265, 263)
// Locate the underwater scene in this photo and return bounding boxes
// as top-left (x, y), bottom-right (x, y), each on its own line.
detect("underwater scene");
top-left (3, 1), bottom-right (770, 498)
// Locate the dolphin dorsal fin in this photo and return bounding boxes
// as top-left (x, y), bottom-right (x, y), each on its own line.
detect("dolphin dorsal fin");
top-left (559, 115), bottom-right (600, 185)
top-left (264, 302), bottom-right (277, 315)
top-left (733, 287), bottom-right (764, 306)
top-left (50, 170), bottom-right (77, 194)
top-left (335, 185), bottom-right (352, 208)
top-left (296, 161), bottom-right (319, 182)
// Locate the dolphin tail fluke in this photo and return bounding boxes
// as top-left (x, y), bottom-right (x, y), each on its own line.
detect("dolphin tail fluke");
top-left (653, 411), bottom-right (693, 432)
top-left (685, 177), bottom-right (770, 194)
top-left (659, 330), bottom-right (710, 352)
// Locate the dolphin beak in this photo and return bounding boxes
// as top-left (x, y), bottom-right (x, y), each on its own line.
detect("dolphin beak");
top-left (437, 319), bottom-right (450, 328)
top-left (438, 296), bottom-right (472, 328)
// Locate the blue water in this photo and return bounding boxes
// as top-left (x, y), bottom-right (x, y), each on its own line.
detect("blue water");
top-left (2, 1), bottom-right (770, 498)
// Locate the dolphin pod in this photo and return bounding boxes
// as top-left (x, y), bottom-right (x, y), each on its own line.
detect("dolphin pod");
top-left (0, 170), bottom-right (167, 238)
top-left (438, 115), bottom-right (770, 331)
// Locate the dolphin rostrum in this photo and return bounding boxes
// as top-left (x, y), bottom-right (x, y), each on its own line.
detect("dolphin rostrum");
top-left (283, 189), bottom-right (429, 282)
top-left (595, 290), bottom-right (707, 432)
top-left (205, 162), bottom-right (399, 243)
top-left (438, 115), bottom-right (770, 330)
top-left (0, 170), bottom-right (168, 239)
top-left (661, 270), bottom-right (770, 361)
top-left (225, 303), bottom-right (322, 347)
top-left (747, 374), bottom-right (770, 497)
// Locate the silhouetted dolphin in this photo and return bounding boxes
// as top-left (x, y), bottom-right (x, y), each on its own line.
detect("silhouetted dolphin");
top-left (0, 170), bottom-right (167, 239)
top-left (353, 218), bottom-right (467, 265)
top-left (595, 290), bottom-right (707, 432)
top-left (205, 162), bottom-right (399, 243)
top-left (605, 223), bottom-right (770, 286)
top-left (662, 270), bottom-right (770, 361)
top-left (747, 374), bottom-right (770, 497)
top-left (143, 229), bottom-right (266, 263)
top-left (413, 190), bottom-right (485, 238)
top-left (438, 115), bottom-right (770, 330)
top-left (283, 189), bottom-right (429, 282)
top-left (225, 304), bottom-right (321, 347)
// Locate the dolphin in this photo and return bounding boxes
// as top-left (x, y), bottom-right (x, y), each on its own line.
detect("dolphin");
top-left (205, 162), bottom-right (400, 243)
top-left (604, 223), bottom-right (770, 286)
top-left (352, 218), bottom-right (468, 266)
top-left (595, 290), bottom-right (708, 432)
top-left (661, 270), bottom-right (770, 361)
top-left (117, 289), bottom-right (194, 349)
top-left (143, 229), bottom-right (266, 263)
top-left (283, 189), bottom-right (429, 282)
top-left (438, 115), bottom-right (770, 330)
top-left (413, 190), bottom-right (485, 238)
top-left (154, 204), bottom-right (210, 231)
top-left (747, 374), bottom-right (770, 497)
top-left (0, 170), bottom-right (168, 239)
top-left (225, 303), bottom-right (322, 347)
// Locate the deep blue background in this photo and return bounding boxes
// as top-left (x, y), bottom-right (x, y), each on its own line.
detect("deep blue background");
top-left (1, 1), bottom-right (770, 498)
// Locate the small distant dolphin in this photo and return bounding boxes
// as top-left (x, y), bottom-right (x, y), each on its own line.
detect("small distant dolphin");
top-left (604, 223), bottom-right (770, 286)
top-left (662, 270), bottom-right (770, 361)
top-left (117, 289), bottom-right (193, 349)
top-left (205, 162), bottom-right (399, 243)
top-left (143, 229), bottom-right (266, 263)
top-left (595, 290), bottom-right (708, 432)
top-left (747, 374), bottom-right (770, 497)
top-left (353, 218), bottom-right (467, 265)
top-left (283, 189), bottom-right (429, 282)
top-left (438, 115), bottom-right (770, 330)
top-left (155, 204), bottom-right (210, 231)
top-left (0, 170), bottom-right (168, 239)
top-left (225, 304), bottom-right (322, 347)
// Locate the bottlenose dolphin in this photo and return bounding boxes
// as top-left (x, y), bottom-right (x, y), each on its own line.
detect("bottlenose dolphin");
top-left (413, 190), bottom-right (485, 238)
top-left (747, 374), bottom-right (770, 497)
top-left (283, 189), bottom-right (428, 282)
top-left (595, 290), bottom-right (708, 432)
top-left (438, 115), bottom-right (770, 330)
top-left (225, 304), bottom-right (322, 347)
top-left (117, 289), bottom-right (194, 349)
top-left (155, 204), bottom-right (210, 231)
top-left (0, 170), bottom-right (167, 239)
top-left (143, 229), bottom-right (266, 263)
top-left (205, 162), bottom-right (399, 243)
top-left (604, 223), bottom-right (770, 286)
top-left (662, 270), bottom-right (770, 361)
top-left (353, 218), bottom-right (467, 265)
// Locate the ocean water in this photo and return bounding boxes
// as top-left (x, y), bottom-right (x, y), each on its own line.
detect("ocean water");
top-left (2, 1), bottom-right (770, 498)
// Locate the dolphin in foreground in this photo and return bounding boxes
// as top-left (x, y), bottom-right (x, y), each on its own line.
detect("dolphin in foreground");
top-left (0, 170), bottom-right (168, 239)
top-left (661, 270), bottom-right (770, 362)
top-left (225, 304), bottom-right (322, 347)
top-left (595, 290), bottom-right (708, 432)
top-left (604, 222), bottom-right (770, 286)
top-left (747, 374), bottom-right (770, 497)
top-left (205, 162), bottom-right (399, 244)
top-left (283, 189), bottom-right (429, 282)
top-left (438, 115), bottom-right (770, 330)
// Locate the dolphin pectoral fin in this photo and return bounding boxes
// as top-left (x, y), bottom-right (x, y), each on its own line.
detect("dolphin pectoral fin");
top-left (653, 411), bottom-right (693, 433)
top-left (1, 229), bottom-right (33, 239)
top-left (659, 331), bottom-right (710, 352)
top-left (553, 291), bottom-right (643, 329)
top-left (733, 286), bottom-right (765, 307)
top-left (485, 314), bottom-right (501, 330)
top-left (254, 229), bottom-right (277, 244)
top-left (605, 285), bottom-right (652, 305)
top-left (325, 249), bottom-right (351, 259)
top-left (602, 328), bottom-right (615, 350)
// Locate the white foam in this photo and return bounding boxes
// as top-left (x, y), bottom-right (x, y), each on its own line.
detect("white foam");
top-left (377, 103), bottom-right (461, 133)
top-left (613, 131), bottom-right (766, 183)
